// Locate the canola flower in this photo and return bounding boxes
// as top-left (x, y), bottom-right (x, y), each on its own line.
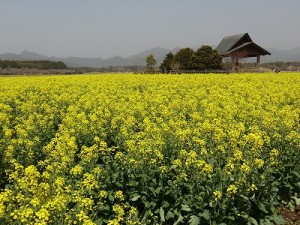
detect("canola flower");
top-left (0, 73), bottom-right (299, 224)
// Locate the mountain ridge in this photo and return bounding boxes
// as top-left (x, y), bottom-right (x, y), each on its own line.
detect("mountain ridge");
top-left (1, 46), bottom-right (299, 68)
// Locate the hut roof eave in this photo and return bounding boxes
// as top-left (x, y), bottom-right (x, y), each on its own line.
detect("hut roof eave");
top-left (220, 42), bottom-right (271, 58)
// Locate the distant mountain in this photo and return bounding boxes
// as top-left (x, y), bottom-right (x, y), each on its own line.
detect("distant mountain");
top-left (0, 48), bottom-right (179, 68)
top-left (1, 47), bottom-right (299, 68)
top-left (19, 50), bottom-right (50, 60)
top-left (126, 47), bottom-right (177, 67)
top-left (55, 56), bottom-right (104, 68)
top-left (263, 47), bottom-right (300, 62)
top-left (0, 53), bottom-right (21, 60)
top-left (0, 50), bottom-right (50, 61)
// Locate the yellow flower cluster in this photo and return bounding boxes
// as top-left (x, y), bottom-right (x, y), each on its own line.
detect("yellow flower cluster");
top-left (0, 73), bottom-right (299, 224)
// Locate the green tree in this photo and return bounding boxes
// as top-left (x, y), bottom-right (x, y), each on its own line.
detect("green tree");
top-left (173, 48), bottom-right (194, 70)
top-left (0, 60), bottom-right (67, 70)
top-left (0, 60), bottom-right (8, 68)
top-left (192, 45), bottom-right (222, 70)
top-left (146, 54), bottom-right (157, 73)
top-left (159, 52), bottom-right (174, 72)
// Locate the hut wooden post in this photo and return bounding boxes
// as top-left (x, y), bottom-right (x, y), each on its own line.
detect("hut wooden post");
top-left (231, 55), bottom-right (239, 72)
top-left (256, 55), bottom-right (261, 67)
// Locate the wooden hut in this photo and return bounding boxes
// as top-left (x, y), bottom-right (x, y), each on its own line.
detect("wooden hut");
top-left (216, 33), bottom-right (271, 69)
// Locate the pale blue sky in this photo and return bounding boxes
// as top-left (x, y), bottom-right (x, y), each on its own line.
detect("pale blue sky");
top-left (1, 0), bottom-right (299, 58)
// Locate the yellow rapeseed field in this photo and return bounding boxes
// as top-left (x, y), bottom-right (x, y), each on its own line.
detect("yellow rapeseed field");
top-left (0, 73), bottom-right (299, 224)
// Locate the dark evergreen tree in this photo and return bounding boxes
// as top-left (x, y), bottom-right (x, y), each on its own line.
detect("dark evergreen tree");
top-left (192, 45), bottom-right (222, 70)
top-left (159, 52), bottom-right (174, 72)
top-left (172, 48), bottom-right (194, 70)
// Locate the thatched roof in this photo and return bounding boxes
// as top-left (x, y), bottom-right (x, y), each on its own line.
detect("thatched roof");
top-left (216, 33), bottom-right (271, 57)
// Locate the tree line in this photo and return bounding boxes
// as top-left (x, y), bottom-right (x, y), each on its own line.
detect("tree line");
top-left (147, 46), bottom-right (300, 73)
top-left (158, 45), bottom-right (222, 72)
top-left (0, 60), bottom-right (67, 70)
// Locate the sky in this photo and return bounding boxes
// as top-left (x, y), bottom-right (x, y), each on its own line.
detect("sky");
top-left (1, 0), bottom-right (299, 58)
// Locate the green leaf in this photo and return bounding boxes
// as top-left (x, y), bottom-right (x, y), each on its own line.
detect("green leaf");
top-left (258, 203), bottom-right (268, 213)
top-left (108, 193), bottom-right (114, 202)
top-left (131, 193), bottom-right (141, 201)
top-left (174, 214), bottom-right (184, 225)
top-left (141, 210), bottom-right (149, 221)
top-left (165, 210), bottom-right (175, 220)
top-left (162, 201), bottom-right (170, 208)
top-left (155, 186), bottom-right (162, 194)
top-left (189, 215), bottom-right (200, 225)
top-left (199, 209), bottom-right (210, 220)
top-left (181, 204), bottom-right (192, 212)
top-left (160, 207), bottom-right (165, 222)
top-left (165, 189), bottom-right (172, 195)
top-left (240, 195), bottom-right (249, 200)
top-left (260, 219), bottom-right (273, 225)
top-left (293, 196), bottom-right (300, 205)
top-left (284, 183), bottom-right (292, 188)
top-left (227, 216), bottom-right (235, 221)
top-left (148, 187), bottom-right (156, 196)
top-left (248, 216), bottom-right (258, 225)
top-left (271, 186), bottom-right (279, 193)
top-left (272, 214), bottom-right (285, 225)
top-left (292, 171), bottom-right (300, 178)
